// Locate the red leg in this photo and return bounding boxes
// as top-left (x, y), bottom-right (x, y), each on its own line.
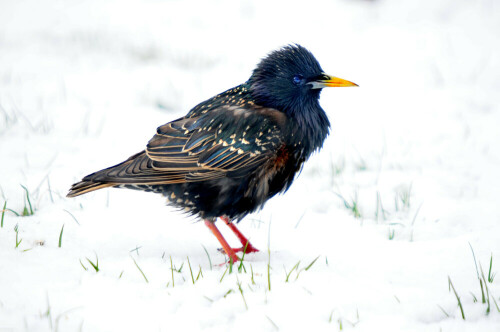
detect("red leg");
top-left (204, 220), bottom-right (239, 262)
top-left (220, 216), bottom-right (259, 254)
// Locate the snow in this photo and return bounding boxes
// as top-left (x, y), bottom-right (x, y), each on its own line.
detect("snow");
top-left (1, 0), bottom-right (500, 330)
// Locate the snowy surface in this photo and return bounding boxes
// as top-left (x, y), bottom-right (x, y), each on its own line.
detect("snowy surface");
top-left (1, 0), bottom-right (500, 331)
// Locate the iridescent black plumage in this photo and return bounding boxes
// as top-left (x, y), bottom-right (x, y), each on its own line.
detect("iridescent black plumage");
top-left (68, 44), bottom-right (357, 259)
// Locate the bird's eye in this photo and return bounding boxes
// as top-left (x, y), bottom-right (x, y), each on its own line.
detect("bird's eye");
top-left (293, 75), bottom-right (304, 85)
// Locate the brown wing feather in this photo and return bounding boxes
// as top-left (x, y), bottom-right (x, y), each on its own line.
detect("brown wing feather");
top-left (67, 106), bottom-right (287, 197)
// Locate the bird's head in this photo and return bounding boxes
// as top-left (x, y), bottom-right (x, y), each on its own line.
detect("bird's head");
top-left (247, 44), bottom-right (357, 116)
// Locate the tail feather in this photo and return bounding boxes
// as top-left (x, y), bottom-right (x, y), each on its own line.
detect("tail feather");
top-left (67, 150), bottom-right (152, 198)
top-left (67, 181), bottom-right (115, 197)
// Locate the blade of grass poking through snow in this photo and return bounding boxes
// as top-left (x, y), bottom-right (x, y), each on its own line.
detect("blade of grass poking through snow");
top-left (1, 201), bottom-right (6, 227)
top-left (267, 249), bottom-right (271, 291)
top-left (236, 276), bottom-right (248, 310)
top-left (448, 276), bottom-right (465, 320)
top-left (58, 224), bottom-right (64, 248)
top-left (250, 264), bottom-right (255, 285)
top-left (196, 265), bottom-right (203, 281)
top-left (63, 209), bottom-right (80, 225)
top-left (488, 254), bottom-right (496, 283)
top-left (223, 289), bottom-right (234, 298)
top-left (285, 261), bottom-right (300, 282)
top-left (6, 208), bottom-right (20, 217)
top-left (305, 255), bottom-right (320, 271)
top-left (220, 264), bottom-right (229, 282)
top-left (187, 256), bottom-right (195, 284)
top-left (79, 259), bottom-right (88, 271)
top-left (131, 257), bottom-right (148, 283)
top-left (169, 256), bottom-right (175, 288)
top-left (335, 192), bottom-right (361, 218)
top-left (14, 224), bottom-right (22, 248)
top-left (86, 255), bottom-right (99, 273)
top-left (266, 315), bottom-right (279, 331)
top-left (437, 305), bottom-right (450, 318)
top-left (493, 297), bottom-right (500, 313)
top-left (238, 242), bottom-right (249, 272)
top-left (20, 185), bottom-right (34, 216)
top-left (202, 245), bottom-right (212, 270)
top-left (469, 243), bottom-right (486, 303)
top-left (479, 265), bottom-right (492, 314)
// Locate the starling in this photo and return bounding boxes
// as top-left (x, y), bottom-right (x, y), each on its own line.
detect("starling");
top-left (68, 44), bottom-right (357, 262)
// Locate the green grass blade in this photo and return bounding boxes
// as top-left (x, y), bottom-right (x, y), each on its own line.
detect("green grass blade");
top-left (86, 256), bottom-right (99, 272)
top-left (448, 276), bottom-right (465, 320)
top-left (1, 201), bottom-right (6, 227)
top-left (285, 261), bottom-right (300, 282)
top-left (267, 249), bottom-right (271, 291)
top-left (305, 256), bottom-right (320, 271)
top-left (220, 265), bottom-right (229, 283)
top-left (7, 208), bottom-right (20, 217)
top-left (79, 259), bottom-right (88, 271)
top-left (63, 209), bottom-right (80, 225)
top-left (20, 185), bottom-right (34, 215)
top-left (488, 253), bottom-right (496, 283)
top-left (236, 277), bottom-right (248, 310)
top-left (58, 224), bottom-right (64, 248)
top-left (202, 245), bottom-right (212, 270)
top-left (187, 256), bottom-right (195, 284)
top-left (132, 257), bottom-right (149, 283)
top-left (169, 255), bottom-right (175, 288)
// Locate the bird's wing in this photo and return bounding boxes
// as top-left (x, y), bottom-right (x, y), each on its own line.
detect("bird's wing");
top-left (84, 105), bottom-right (287, 185)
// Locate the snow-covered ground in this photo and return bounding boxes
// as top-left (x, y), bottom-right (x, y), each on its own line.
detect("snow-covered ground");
top-left (1, 0), bottom-right (500, 330)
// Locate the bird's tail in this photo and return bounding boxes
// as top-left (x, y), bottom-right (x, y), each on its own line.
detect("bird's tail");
top-left (67, 180), bottom-right (115, 197)
top-left (67, 150), bottom-right (150, 198)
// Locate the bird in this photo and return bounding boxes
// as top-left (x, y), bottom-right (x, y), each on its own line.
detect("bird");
top-left (67, 44), bottom-right (357, 262)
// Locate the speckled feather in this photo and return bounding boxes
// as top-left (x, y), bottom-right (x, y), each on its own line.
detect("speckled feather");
top-left (68, 44), bottom-right (333, 222)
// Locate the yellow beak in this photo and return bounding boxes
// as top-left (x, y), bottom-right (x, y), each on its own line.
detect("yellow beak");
top-left (309, 74), bottom-right (358, 89)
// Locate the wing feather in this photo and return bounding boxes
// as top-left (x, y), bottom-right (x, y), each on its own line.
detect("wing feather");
top-left (85, 105), bottom-right (287, 185)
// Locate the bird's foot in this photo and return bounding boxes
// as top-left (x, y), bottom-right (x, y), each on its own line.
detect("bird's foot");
top-left (232, 243), bottom-right (259, 254)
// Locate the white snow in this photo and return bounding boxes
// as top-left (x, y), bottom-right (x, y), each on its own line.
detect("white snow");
top-left (1, 0), bottom-right (500, 331)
